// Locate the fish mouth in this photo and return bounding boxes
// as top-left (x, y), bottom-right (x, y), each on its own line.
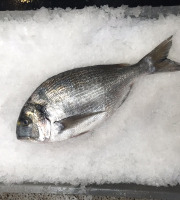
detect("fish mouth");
top-left (16, 121), bottom-right (40, 141)
top-left (16, 125), bottom-right (32, 140)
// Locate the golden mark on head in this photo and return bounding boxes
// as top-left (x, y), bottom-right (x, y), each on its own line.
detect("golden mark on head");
top-left (26, 111), bottom-right (34, 117)
top-left (19, 0), bottom-right (32, 3)
top-left (26, 111), bottom-right (39, 122)
top-left (17, 121), bottom-right (21, 126)
top-left (26, 111), bottom-right (37, 120)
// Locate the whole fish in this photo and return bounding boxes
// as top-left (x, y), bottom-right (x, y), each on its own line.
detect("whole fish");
top-left (16, 36), bottom-right (180, 142)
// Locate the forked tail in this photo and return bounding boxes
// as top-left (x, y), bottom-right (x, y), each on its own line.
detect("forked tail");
top-left (139, 36), bottom-right (180, 73)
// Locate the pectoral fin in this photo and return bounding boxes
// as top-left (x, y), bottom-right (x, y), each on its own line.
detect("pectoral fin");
top-left (53, 111), bottom-right (107, 140)
top-left (58, 111), bottom-right (106, 131)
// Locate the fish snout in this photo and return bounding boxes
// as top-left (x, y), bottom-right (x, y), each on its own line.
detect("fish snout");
top-left (16, 122), bottom-right (34, 140)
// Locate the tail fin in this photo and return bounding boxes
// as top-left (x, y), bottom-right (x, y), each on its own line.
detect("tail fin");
top-left (140, 36), bottom-right (180, 73)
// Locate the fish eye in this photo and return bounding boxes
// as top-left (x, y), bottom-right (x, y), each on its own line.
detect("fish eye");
top-left (23, 119), bottom-right (30, 126)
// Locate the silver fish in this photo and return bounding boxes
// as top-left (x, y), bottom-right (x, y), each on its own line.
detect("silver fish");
top-left (16, 36), bottom-right (180, 142)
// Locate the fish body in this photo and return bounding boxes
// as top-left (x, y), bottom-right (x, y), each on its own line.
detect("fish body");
top-left (16, 36), bottom-right (180, 142)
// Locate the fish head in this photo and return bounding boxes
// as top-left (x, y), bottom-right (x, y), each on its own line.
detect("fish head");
top-left (16, 103), bottom-right (51, 142)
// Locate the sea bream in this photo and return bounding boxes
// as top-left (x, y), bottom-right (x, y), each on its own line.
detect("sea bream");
top-left (16, 36), bottom-right (180, 142)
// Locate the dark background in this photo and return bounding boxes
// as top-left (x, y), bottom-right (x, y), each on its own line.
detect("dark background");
top-left (0, 0), bottom-right (180, 11)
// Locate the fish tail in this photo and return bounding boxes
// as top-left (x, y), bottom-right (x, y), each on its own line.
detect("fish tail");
top-left (140, 35), bottom-right (180, 73)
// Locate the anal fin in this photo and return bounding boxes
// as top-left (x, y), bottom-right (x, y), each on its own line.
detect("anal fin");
top-left (118, 83), bottom-right (133, 108)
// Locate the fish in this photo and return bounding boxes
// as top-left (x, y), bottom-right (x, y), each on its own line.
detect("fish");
top-left (16, 36), bottom-right (180, 142)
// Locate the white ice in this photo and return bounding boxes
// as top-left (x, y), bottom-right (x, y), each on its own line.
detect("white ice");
top-left (0, 6), bottom-right (180, 186)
